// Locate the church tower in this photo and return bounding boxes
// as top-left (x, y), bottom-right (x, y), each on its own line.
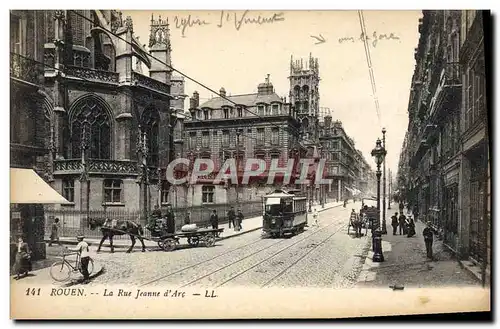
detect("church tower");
top-left (289, 53), bottom-right (320, 142)
top-left (148, 14), bottom-right (172, 84)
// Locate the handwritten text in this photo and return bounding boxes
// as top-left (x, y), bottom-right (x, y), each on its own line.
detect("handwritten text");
top-left (338, 32), bottom-right (400, 47)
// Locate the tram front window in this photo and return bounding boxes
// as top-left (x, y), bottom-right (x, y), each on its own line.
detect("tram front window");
top-left (265, 205), bottom-right (282, 216)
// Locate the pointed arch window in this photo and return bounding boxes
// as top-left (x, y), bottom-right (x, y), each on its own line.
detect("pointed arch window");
top-left (71, 98), bottom-right (111, 159)
top-left (141, 108), bottom-right (160, 166)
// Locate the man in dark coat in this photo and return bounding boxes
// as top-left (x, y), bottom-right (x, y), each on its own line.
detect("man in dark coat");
top-left (236, 209), bottom-right (244, 231)
top-left (391, 212), bottom-right (399, 235)
top-left (398, 213), bottom-right (407, 235)
top-left (165, 205), bottom-right (176, 234)
top-left (227, 207), bottom-right (236, 230)
top-left (210, 210), bottom-right (219, 237)
top-left (423, 221), bottom-right (437, 259)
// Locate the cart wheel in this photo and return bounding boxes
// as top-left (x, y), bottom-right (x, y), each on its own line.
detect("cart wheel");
top-left (161, 238), bottom-right (176, 252)
top-left (187, 237), bottom-right (200, 247)
top-left (204, 233), bottom-right (216, 247)
top-left (157, 240), bottom-right (165, 250)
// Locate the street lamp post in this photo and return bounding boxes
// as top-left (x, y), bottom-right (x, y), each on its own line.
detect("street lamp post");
top-left (137, 127), bottom-right (149, 225)
top-left (381, 128), bottom-right (387, 234)
top-left (371, 138), bottom-right (386, 262)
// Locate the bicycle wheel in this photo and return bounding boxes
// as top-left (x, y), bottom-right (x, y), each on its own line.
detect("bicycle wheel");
top-left (79, 258), bottom-right (95, 276)
top-left (50, 261), bottom-right (72, 282)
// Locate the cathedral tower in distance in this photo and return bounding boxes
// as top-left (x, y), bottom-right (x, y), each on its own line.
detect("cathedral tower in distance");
top-left (289, 53), bottom-right (320, 142)
top-left (149, 14), bottom-right (172, 84)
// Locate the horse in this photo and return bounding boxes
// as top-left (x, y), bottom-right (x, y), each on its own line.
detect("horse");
top-left (88, 218), bottom-right (146, 253)
top-left (350, 213), bottom-right (364, 238)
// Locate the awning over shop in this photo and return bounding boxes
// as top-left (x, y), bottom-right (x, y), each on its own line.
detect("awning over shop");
top-left (10, 168), bottom-right (71, 204)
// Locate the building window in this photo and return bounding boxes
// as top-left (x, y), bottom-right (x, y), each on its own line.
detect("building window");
top-left (62, 179), bottom-right (75, 203)
top-left (265, 105), bottom-right (271, 116)
top-left (203, 110), bottom-right (209, 120)
top-left (10, 13), bottom-right (24, 55)
top-left (465, 56), bottom-right (486, 131)
top-left (202, 185), bottom-right (215, 204)
top-left (223, 108), bottom-right (229, 119)
top-left (271, 127), bottom-right (279, 145)
top-left (71, 97), bottom-right (112, 160)
top-left (141, 108), bottom-right (160, 166)
top-left (202, 131), bottom-right (210, 148)
top-left (237, 107), bottom-right (243, 117)
top-left (257, 128), bottom-right (265, 145)
top-left (161, 181), bottom-right (169, 204)
top-left (332, 152), bottom-right (339, 161)
top-left (189, 132), bottom-right (197, 149)
top-left (258, 105), bottom-right (264, 116)
top-left (103, 179), bottom-right (122, 203)
top-left (332, 141), bottom-right (339, 150)
top-left (222, 130), bottom-right (230, 146)
top-left (270, 152), bottom-right (280, 159)
top-left (236, 129), bottom-right (243, 145)
top-left (272, 104), bottom-right (279, 115)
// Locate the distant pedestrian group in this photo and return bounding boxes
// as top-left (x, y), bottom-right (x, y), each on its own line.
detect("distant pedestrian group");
top-left (391, 211), bottom-right (415, 238)
top-left (227, 207), bottom-right (244, 232)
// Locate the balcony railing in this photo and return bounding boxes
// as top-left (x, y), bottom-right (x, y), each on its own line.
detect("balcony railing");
top-left (132, 72), bottom-right (170, 95)
top-left (10, 53), bottom-right (41, 86)
top-left (441, 62), bottom-right (462, 87)
top-left (65, 66), bottom-right (119, 83)
top-left (54, 159), bottom-right (138, 175)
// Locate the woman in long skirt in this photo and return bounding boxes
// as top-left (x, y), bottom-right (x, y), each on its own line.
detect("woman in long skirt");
top-left (13, 237), bottom-right (32, 280)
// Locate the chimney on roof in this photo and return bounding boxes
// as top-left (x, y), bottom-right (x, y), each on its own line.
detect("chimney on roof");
top-left (190, 91), bottom-right (199, 109)
top-left (219, 87), bottom-right (226, 98)
top-left (324, 115), bottom-right (332, 129)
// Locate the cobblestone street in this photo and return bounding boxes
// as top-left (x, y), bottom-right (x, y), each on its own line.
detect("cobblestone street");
top-left (14, 203), bottom-right (373, 288)
top-left (89, 203), bottom-right (370, 288)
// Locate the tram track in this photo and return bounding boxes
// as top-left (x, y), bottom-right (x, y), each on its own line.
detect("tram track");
top-left (178, 217), bottom-right (346, 288)
top-left (140, 206), bottom-right (346, 287)
top-left (139, 236), bottom-right (265, 287)
top-left (259, 223), bottom-right (348, 287)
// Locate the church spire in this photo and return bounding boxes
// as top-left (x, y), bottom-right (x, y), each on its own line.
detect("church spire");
top-left (149, 13), bottom-right (171, 51)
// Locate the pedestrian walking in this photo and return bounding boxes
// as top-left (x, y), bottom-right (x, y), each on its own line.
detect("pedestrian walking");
top-left (13, 236), bottom-right (32, 280)
top-left (398, 213), bottom-right (407, 235)
top-left (413, 204), bottom-right (419, 222)
top-left (66, 234), bottom-right (90, 284)
top-left (210, 210), bottom-right (219, 236)
top-left (236, 209), bottom-right (244, 231)
top-left (391, 212), bottom-right (399, 235)
top-left (49, 217), bottom-right (62, 246)
top-left (184, 211), bottom-right (191, 225)
top-left (423, 221), bottom-right (438, 259)
top-left (399, 202), bottom-right (404, 215)
top-left (227, 207), bottom-right (236, 231)
top-left (313, 208), bottom-right (319, 226)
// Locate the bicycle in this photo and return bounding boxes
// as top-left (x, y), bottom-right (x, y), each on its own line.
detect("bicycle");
top-left (49, 251), bottom-right (94, 282)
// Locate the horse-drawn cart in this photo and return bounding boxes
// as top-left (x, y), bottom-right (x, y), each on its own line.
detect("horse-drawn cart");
top-left (151, 227), bottom-right (224, 252)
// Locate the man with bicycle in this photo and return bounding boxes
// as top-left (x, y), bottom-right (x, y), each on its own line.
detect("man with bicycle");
top-left (66, 234), bottom-right (91, 284)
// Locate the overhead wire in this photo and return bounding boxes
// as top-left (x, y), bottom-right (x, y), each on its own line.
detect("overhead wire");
top-left (70, 10), bottom-right (319, 146)
top-left (357, 10), bottom-right (382, 127)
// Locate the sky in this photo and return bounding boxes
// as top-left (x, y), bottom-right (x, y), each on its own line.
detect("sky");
top-left (123, 10), bottom-right (422, 176)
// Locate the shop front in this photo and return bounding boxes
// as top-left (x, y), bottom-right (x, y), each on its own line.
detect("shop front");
top-left (10, 168), bottom-right (70, 266)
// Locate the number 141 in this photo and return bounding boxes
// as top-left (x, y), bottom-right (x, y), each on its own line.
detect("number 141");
top-left (26, 288), bottom-right (41, 296)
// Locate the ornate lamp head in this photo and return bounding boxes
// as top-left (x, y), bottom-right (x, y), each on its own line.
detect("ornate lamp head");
top-left (371, 138), bottom-right (387, 166)
top-left (382, 127), bottom-right (386, 135)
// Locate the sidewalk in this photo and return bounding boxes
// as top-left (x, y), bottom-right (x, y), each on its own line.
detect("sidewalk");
top-left (356, 219), bottom-right (481, 288)
top-left (52, 200), bottom-right (344, 249)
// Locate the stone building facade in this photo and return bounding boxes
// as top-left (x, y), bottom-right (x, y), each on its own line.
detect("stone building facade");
top-left (319, 116), bottom-right (372, 201)
top-left (11, 11), bottom-right (187, 230)
top-left (182, 76), bottom-right (304, 210)
top-left (10, 10), bottom-right (52, 263)
top-left (397, 10), bottom-right (489, 271)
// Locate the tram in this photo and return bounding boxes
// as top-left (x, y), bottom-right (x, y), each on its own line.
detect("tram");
top-left (262, 189), bottom-right (308, 238)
